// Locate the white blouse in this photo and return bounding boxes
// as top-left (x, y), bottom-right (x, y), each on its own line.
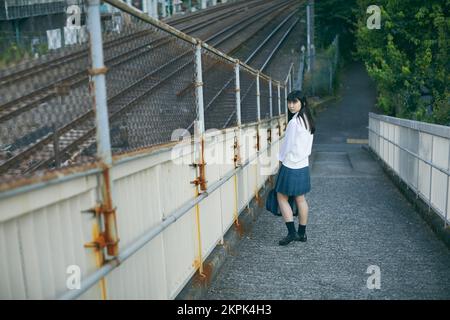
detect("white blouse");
top-left (277, 112), bottom-right (314, 169)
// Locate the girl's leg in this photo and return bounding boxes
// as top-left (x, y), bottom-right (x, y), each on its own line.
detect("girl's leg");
top-left (277, 192), bottom-right (298, 245)
top-left (295, 195), bottom-right (308, 240)
top-left (295, 195), bottom-right (308, 225)
top-left (277, 192), bottom-right (293, 222)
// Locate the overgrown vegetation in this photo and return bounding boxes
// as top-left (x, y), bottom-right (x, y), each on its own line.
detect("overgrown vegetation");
top-left (0, 34), bottom-right (48, 67)
top-left (355, 0), bottom-right (449, 125)
top-left (315, 0), bottom-right (449, 125)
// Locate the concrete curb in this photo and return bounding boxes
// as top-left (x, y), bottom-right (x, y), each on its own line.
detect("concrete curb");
top-left (175, 176), bottom-right (276, 300)
top-left (362, 144), bottom-right (450, 250)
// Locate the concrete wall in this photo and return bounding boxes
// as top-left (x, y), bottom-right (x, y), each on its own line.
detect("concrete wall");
top-left (368, 113), bottom-right (450, 225)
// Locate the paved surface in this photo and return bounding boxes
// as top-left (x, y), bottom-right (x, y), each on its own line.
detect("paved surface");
top-left (204, 63), bottom-right (450, 299)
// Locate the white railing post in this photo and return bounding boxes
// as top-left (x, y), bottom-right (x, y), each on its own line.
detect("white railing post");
top-left (446, 144), bottom-right (450, 227)
top-left (235, 61), bottom-right (241, 126)
top-left (428, 136), bottom-right (434, 212)
top-left (88, 0), bottom-right (112, 165)
top-left (87, 0), bottom-right (119, 257)
top-left (269, 79), bottom-right (273, 118)
top-left (193, 40), bottom-right (207, 275)
top-left (284, 83), bottom-right (288, 123)
top-left (288, 72), bottom-right (292, 92)
top-left (194, 42), bottom-right (205, 136)
top-left (256, 72), bottom-right (261, 122)
top-left (277, 82), bottom-right (281, 115)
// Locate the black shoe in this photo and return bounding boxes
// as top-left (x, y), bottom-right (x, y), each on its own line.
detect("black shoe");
top-left (296, 233), bottom-right (307, 242)
top-left (278, 233), bottom-right (300, 246)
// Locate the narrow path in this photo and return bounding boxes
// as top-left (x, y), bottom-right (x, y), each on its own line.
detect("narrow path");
top-left (204, 62), bottom-right (450, 299)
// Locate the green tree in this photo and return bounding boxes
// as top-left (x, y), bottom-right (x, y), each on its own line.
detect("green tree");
top-left (315, 0), bottom-right (357, 61)
top-left (355, 0), bottom-right (449, 125)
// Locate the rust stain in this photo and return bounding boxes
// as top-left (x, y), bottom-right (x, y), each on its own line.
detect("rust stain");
top-left (112, 139), bottom-right (182, 161)
top-left (192, 262), bottom-right (214, 288)
top-left (0, 161), bottom-right (101, 193)
top-left (101, 167), bottom-right (120, 257)
top-left (199, 137), bottom-right (207, 191)
top-left (234, 220), bottom-right (246, 238)
top-left (255, 194), bottom-right (263, 208)
top-left (268, 175), bottom-right (274, 188)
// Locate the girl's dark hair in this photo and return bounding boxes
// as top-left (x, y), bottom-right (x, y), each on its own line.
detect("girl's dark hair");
top-left (286, 90), bottom-right (316, 134)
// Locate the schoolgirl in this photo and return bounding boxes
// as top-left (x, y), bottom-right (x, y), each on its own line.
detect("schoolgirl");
top-left (275, 90), bottom-right (315, 246)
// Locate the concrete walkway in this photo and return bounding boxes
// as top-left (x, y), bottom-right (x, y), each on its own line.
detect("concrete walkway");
top-left (204, 63), bottom-right (450, 299)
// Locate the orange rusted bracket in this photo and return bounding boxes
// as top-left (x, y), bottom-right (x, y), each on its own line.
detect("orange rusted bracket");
top-left (88, 66), bottom-right (109, 76)
top-left (276, 120), bottom-right (281, 137)
top-left (82, 202), bottom-right (120, 256)
top-left (233, 134), bottom-right (242, 167)
top-left (255, 124), bottom-right (260, 151)
top-left (81, 203), bottom-right (103, 217)
top-left (267, 128), bottom-right (272, 144)
top-left (84, 232), bottom-right (107, 250)
top-left (99, 166), bottom-right (120, 257)
top-left (190, 167), bottom-right (208, 191)
top-left (255, 132), bottom-right (260, 151)
top-left (190, 135), bottom-right (208, 193)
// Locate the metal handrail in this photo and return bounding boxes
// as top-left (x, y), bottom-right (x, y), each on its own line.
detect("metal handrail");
top-left (368, 121), bottom-right (449, 226)
top-left (58, 125), bottom-right (284, 300)
top-left (367, 127), bottom-right (450, 176)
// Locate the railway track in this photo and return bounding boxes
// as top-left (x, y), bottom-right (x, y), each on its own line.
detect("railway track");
top-left (0, 0), bottom-right (268, 123)
top-left (0, 0), bottom-right (300, 178)
top-left (0, 0), bottom-right (262, 87)
top-left (204, 12), bottom-right (300, 129)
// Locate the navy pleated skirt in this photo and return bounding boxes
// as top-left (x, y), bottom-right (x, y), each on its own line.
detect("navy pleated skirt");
top-left (274, 164), bottom-right (311, 196)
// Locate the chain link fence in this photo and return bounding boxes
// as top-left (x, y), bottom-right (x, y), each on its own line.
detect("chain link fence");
top-left (302, 35), bottom-right (339, 97)
top-left (0, 0), bottom-right (291, 187)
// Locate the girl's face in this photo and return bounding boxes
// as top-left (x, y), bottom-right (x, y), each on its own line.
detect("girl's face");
top-left (288, 99), bottom-right (302, 114)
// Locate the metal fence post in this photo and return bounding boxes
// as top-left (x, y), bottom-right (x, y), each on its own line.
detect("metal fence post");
top-left (284, 83), bottom-right (288, 124)
top-left (291, 67), bottom-right (294, 92)
top-left (195, 42), bottom-right (205, 136)
top-left (233, 60), bottom-right (242, 226)
top-left (288, 73), bottom-right (292, 92)
top-left (256, 72), bottom-right (261, 122)
top-left (277, 82), bottom-right (281, 115)
top-left (269, 79), bottom-right (273, 118)
top-left (428, 136), bottom-right (434, 212)
top-left (299, 49), bottom-right (305, 90)
top-left (192, 40), bottom-right (207, 275)
top-left (87, 0), bottom-right (119, 257)
top-left (446, 143), bottom-right (450, 227)
top-left (416, 131), bottom-right (420, 198)
top-left (254, 72), bottom-right (261, 205)
top-left (235, 61), bottom-right (241, 126)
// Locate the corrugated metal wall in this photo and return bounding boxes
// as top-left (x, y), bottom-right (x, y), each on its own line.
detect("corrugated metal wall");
top-left (0, 117), bottom-right (286, 299)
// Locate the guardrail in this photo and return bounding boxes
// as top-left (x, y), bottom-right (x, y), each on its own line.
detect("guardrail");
top-left (368, 112), bottom-right (450, 226)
